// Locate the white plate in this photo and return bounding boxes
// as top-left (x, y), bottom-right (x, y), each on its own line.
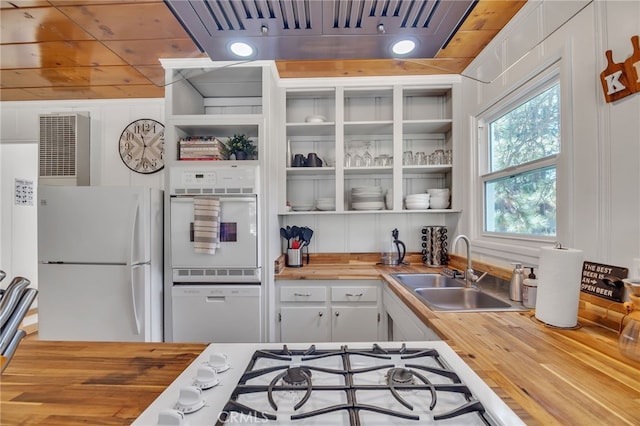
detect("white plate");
top-left (291, 205), bottom-right (313, 211)
top-left (352, 201), bottom-right (385, 210)
top-left (305, 115), bottom-right (327, 123)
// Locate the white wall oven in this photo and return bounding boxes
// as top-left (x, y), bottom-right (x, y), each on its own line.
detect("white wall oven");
top-left (169, 164), bottom-right (260, 282)
top-left (169, 164), bottom-right (262, 343)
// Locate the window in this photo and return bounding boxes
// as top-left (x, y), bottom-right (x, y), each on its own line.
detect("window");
top-left (480, 81), bottom-right (560, 238)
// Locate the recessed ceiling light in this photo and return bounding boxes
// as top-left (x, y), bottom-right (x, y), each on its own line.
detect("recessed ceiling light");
top-left (391, 39), bottom-right (416, 56)
top-left (229, 41), bottom-right (255, 58)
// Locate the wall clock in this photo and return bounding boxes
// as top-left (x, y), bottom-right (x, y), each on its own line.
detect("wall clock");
top-left (119, 118), bottom-right (165, 174)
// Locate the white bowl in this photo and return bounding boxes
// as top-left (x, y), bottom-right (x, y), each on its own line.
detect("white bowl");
top-left (429, 198), bottom-right (450, 209)
top-left (427, 188), bottom-right (450, 196)
top-left (305, 115), bottom-right (327, 123)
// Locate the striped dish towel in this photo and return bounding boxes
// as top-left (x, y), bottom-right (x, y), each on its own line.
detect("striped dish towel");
top-left (193, 197), bottom-right (221, 254)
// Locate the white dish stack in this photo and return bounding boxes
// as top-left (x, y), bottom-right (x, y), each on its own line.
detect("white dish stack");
top-left (351, 186), bottom-right (385, 210)
top-left (405, 193), bottom-right (430, 210)
top-left (427, 188), bottom-right (450, 209)
top-left (315, 197), bottom-right (335, 211)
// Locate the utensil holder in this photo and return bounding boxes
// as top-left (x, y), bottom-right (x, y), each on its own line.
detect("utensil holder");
top-left (286, 248), bottom-right (303, 268)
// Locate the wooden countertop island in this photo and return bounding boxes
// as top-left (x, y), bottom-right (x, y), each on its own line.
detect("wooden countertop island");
top-left (2, 259), bottom-right (639, 425)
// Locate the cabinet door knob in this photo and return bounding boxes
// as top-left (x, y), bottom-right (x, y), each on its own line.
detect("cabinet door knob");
top-left (335, 311), bottom-right (340, 317)
top-left (346, 293), bottom-right (363, 297)
top-left (294, 292), bottom-right (311, 296)
top-left (318, 311), bottom-right (323, 317)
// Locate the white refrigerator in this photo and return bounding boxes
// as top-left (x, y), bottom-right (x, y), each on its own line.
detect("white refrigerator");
top-left (37, 186), bottom-right (163, 342)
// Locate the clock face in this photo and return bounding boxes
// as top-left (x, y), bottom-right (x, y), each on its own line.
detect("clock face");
top-left (119, 119), bottom-right (165, 174)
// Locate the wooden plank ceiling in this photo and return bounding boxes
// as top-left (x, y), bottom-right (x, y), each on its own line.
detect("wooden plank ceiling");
top-left (0, 0), bottom-right (526, 102)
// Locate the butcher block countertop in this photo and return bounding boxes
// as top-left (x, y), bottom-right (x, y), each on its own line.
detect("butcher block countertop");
top-left (276, 256), bottom-right (640, 426)
top-left (1, 257), bottom-right (639, 425)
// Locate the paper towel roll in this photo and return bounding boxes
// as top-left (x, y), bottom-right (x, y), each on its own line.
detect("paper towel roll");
top-left (535, 246), bottom-right (584, 327)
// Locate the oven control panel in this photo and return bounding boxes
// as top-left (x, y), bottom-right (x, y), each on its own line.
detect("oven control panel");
top-left (180, 171), bottom-right (217, 186)
top-left (170, 164), bottom-right (259, 195)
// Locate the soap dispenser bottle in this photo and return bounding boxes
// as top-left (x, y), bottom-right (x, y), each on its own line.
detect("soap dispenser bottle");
top-left (522, 267), bottom-right (538, 308)
top-left (509, 263), bottom-right (525, 302)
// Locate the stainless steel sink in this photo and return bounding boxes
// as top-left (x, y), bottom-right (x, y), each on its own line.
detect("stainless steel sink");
top-left (391, 273), bottom-right (464, 289)
top-left (414, 287), bottom-right (517, 312)
top-left (391, 273), bottom-right (528, 312)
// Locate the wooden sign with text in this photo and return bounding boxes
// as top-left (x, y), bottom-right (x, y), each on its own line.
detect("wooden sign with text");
top-left (600, 35), bottom-right (640, 103)
top-left (580, 261), bottom-right (628, 302)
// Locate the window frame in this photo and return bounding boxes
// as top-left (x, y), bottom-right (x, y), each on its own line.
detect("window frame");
top-left (471, 59), bottom-right (573, 262)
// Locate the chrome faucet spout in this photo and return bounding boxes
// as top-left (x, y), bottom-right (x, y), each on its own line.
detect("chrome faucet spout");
top-left (452, 235), bottom-right (484, 288)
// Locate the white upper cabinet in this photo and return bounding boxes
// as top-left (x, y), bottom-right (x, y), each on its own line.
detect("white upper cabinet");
top-left (161, 59), bottom-right (273, 166)
top-left (280, 77), bottom-right (459, 215)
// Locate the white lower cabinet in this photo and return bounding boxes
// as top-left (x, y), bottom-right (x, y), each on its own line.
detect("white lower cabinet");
top-left (331, 306), bottom-right (379, 342)
top-left (280, 306), bottom-right (331, 342)
top-left (277, 280), bottom-right (382, 342)
top-left (383, 284), bottom-right (440, 341)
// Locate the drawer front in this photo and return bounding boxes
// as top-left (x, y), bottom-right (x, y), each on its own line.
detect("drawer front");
top-left (280, 286), bottom-right (327, 302)
top-left (331, 286), bottom-right (378, 302)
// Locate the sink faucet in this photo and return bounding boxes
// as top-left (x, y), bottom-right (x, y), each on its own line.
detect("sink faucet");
top-left (451, 235), bottom-right (487, 288)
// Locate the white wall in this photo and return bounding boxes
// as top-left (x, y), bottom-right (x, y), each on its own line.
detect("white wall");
top-left (459, 0), bottom-right (640, 274)
top-left (0, 143), bottom-right (38, 296)
top-left (0, 99), bottom-right (164, 289)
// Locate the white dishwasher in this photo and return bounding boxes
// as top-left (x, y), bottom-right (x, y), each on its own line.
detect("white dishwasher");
top-left (171, 285), bottom-right (261, 343)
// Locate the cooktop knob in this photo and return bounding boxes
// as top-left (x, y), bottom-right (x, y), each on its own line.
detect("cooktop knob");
top-left (207, 352), bottom-right (230, 372)
top-left (157, 409), bottom-right (187, 426)
top-left (193, 365), bottom-right (219, 390)
top-left (174, 386), bottom-right (205, 414)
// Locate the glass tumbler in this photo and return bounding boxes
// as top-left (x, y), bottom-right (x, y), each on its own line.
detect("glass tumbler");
top-left (434, 149), bottom-right (445, 165)
top-left (403, 151), bottom-right (414, 165)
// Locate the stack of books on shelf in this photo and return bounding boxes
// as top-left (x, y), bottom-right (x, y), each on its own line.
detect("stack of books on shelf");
top-left (178, 137), bottom-right (226, 160)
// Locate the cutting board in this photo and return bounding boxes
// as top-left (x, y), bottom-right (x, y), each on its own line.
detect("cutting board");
top-left (600, 49), bottom-right (632, 103)
top-left (624, 35), bottom-right (640, 93)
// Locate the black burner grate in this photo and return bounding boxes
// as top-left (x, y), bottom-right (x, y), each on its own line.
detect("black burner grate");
top-left (216, 343), bottom-right (492, 425)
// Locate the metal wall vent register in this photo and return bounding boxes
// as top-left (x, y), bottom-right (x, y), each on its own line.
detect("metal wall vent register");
top-left (38, 113), bottom-right (90, 186)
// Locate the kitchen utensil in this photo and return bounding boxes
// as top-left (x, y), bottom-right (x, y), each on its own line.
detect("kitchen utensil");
top-left (280, 227), bottom-right (290, 249)
top-left (301, 227), bottom-right (313, 247)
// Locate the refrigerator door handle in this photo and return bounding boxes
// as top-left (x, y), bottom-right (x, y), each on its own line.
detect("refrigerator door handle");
top-left (128, 197), bottom-right (140, 266)
top-left (130, 264), bottom-right (142, 335)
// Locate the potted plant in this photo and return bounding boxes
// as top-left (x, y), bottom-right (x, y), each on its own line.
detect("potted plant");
top-left (222, 134), bottom-right (257, 160)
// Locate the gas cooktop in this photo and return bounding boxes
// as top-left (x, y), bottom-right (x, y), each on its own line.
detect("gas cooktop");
top-left (133, 342), bottom-right (523, 426)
